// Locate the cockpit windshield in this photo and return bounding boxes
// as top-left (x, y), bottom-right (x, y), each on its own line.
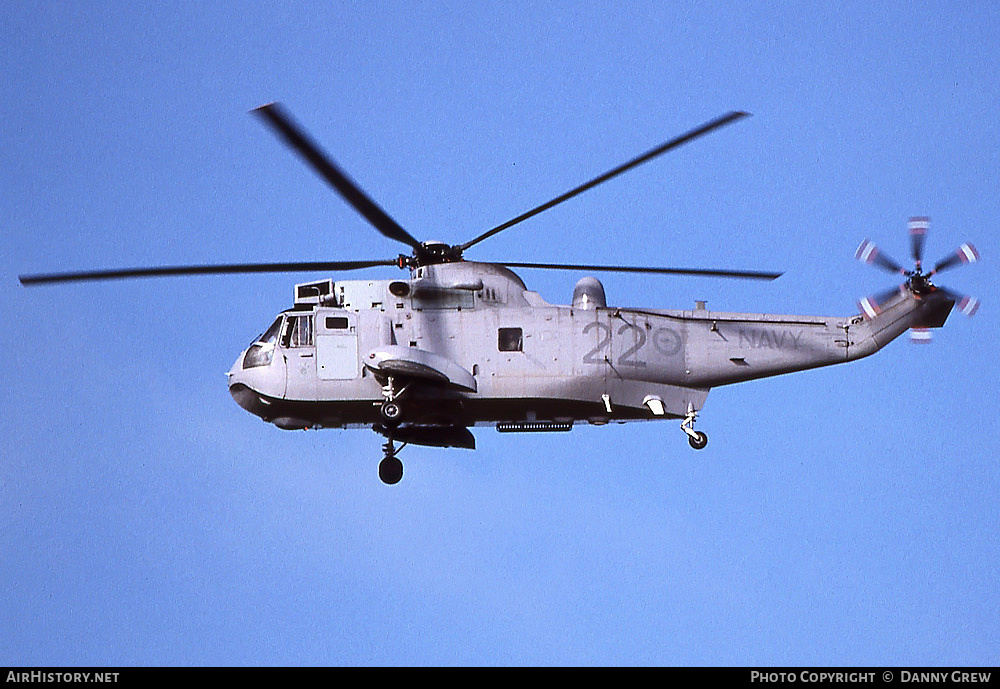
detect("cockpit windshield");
top-left (243, 315), bottom-right (284, 370)
top-left (255, 316), bottom-right (284, 346)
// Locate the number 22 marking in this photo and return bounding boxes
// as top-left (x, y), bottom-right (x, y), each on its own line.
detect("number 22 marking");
top-left (581, 321), bottom-right (647, 367)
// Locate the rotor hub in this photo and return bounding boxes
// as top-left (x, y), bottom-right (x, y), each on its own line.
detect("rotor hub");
top-left (408, 241), bottom-right (464, 268)
top-left (906, 270), bottom-right (934, 295)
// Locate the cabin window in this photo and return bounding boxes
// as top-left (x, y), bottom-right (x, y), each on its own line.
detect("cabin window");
top-left (498, 327), bottom-right (523, 352)
top-left (284, 314), bottom-right (314, 347)
top-left (326, 316), bottom-right (349, 329)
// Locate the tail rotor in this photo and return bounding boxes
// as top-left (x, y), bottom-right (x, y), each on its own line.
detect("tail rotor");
top-left (856, 217), bottom-right (980, 342)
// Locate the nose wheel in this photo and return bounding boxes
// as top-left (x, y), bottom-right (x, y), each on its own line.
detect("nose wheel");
top-left (379, 400), bottom-right (404, 427)
top-left (377, 375), bottom-right (410, 428)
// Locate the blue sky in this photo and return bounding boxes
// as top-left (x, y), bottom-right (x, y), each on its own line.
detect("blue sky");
top-left (2, 1), bottom-right (997, 666)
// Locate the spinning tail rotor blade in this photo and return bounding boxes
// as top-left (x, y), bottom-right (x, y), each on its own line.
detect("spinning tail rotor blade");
top-left (907, 288), bottom-right (980, 344)
top-left (253, 103), bottom-right (423, 251)
top-left (909, 216), bottom-right (929, 265)
top-left (856, 239), bottom-right (906, 275)
top-left (954, 293), bottom-right (982, 317)
top-left (908, 287), bottom-right (980, 344)
top-left (857, 285), bottom-right (906, 319)
top-left (18, 259), bottom-right (398, 285)
top-left (936, 287), bottom-right (981, 317)
top-left (932, 242), bottom-right (980, 275)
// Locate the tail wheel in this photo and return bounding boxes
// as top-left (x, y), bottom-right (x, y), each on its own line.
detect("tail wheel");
top-left (688, 431), bottom-right (708, 450)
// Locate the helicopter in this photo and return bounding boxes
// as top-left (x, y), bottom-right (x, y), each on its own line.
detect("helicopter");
top-left (19, 104), bottom-right (980, 484)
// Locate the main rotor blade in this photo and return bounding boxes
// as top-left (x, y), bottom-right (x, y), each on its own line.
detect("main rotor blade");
top-left (499, 261), bottom-right (781, 280)
top-left (19, 259), bottom-right (398, 286)
top-left (253, 103), bottom-right (423, 251)
top-left (458, 111), bottom-right (750, 252)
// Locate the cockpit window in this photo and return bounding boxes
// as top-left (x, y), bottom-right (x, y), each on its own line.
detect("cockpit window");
top-left (254, 316), bottom-right (283, 347)
top-left (244, 316), bottom-right (283, 369)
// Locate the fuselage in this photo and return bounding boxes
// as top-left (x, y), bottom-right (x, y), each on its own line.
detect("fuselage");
top-left (226, 260), bottom-right (952, 433)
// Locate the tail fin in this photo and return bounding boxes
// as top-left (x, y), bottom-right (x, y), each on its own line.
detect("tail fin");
top-left (848, 290), bottom-right (954, 359)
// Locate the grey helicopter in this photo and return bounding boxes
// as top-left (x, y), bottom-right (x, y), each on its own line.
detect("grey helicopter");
top-left (20, 104), bottom-right (980, 484)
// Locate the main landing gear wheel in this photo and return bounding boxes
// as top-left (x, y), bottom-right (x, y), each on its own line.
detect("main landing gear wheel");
top-left (379, 400), bottom-right (404, 427)
top-left (687, 431), bottom-right (708, 450)
top-left (378, 455), bottom-right (403, 485)
top-left (378, 438), bottom-right (406, 485)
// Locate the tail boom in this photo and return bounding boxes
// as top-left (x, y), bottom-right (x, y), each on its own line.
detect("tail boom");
top-left (671, 291), bottom-right (952, 388)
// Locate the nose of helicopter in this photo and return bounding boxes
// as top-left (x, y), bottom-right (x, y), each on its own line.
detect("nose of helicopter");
top-left (226, 348), bottom-right (282, 418)
top-left (229, 381), bottom-right (265, 417)
top-left (226, 347), bottom-right (316, 431)
top-left (226, 351), bottom-right (258, 414)
top-left (225, 343), bottom-right (291, 421)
